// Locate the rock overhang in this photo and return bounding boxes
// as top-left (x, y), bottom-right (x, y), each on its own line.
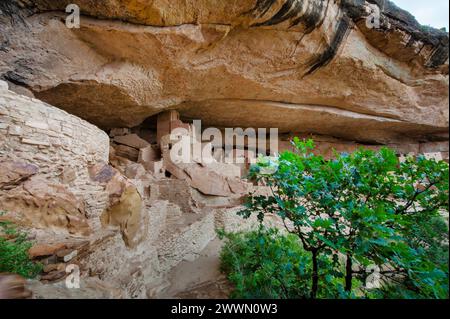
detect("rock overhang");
top-left (0, 0), bottom-right (448, 144)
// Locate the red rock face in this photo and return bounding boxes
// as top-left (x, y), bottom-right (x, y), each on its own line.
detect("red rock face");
top-left (0, 161), bottom-right (39, 190)
top-left (0, 274), bottom-right (32, 299)
top-left (0, 1), bottom-right (448, 298)
top-left (1, 173), bottom-right (92, 236)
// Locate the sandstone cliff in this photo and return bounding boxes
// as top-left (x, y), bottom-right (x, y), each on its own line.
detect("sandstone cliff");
top-left (1, 0), bottom-right (448, 144)
top-left (0, 0), bottom-right (449, 299)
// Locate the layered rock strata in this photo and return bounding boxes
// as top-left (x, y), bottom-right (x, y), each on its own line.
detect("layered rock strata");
top-left (0, 0), bottom-right (448, 144)
top-left (0, 0), bottom-right (449, 298)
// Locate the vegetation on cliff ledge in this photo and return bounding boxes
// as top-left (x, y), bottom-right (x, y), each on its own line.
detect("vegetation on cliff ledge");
top-left (220, 139), bottom-right (449, 299)
top-left (0, 213), bottom-right (42, 279)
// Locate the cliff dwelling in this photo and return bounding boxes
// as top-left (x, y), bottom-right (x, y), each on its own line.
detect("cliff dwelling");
top-left (0, 0), bottom-right (448, 300)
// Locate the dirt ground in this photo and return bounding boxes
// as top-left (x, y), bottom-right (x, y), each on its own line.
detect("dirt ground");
top-left (156, 237), bottom-right (232, 299)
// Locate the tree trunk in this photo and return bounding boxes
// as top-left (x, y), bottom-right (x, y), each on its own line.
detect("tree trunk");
top-left (345, 253), bottom-right (353, 292)
top-left (311, 250), bottom-right (319, 299)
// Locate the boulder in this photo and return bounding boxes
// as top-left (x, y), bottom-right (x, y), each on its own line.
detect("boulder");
top-left (101, 184), bottom-right (142, 248)
top-left (42, 263), bottom-right (66, 273)
top-left (0, 161), bottom-right (39, 190)
top-left (89, 164), bottom-right (143, 247)
top-left (28, 243), bottom-right (67, 259)
top-left (227, 177), bottom-right (250, 195)
top-left (40, 270), bottom-right (67, 282)
top-left (113, 134), bottom-right (150, 149)
top-left (0, 176), bottom-right (92, 236)
top-left (184, 165), bottom-right (232, 197)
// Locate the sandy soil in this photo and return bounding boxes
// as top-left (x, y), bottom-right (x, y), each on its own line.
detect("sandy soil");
top-left (156, 237), bottom-right (232, 299)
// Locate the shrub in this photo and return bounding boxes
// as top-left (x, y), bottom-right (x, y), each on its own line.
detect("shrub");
top-left (219, 228), bottom-right (359, 299)
top-left (238, 139), bottom-right (449, 299)
top-left (0, 212), bottom-right (42, 278)
top-left (219, 228), bottom-right (311, 299)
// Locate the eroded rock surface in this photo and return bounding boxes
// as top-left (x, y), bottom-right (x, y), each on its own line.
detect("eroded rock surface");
top-left (90, 163), bottom-right (143, 247)
top-left (0, 86), bottom-right (109, 235)
top-left (1, 174), bottom-right (92, 236)
top-left (0, 0), bottom-right (448, 144)
top-left (0, 0), bottom-right (449, 299)
top-left (0, 85), bottom-right (264, 298)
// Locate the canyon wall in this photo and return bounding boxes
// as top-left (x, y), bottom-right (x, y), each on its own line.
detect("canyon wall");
top-left (0, 82), bottom-right (258, 298)
top-left (0, 0), bottom-right (449, 298)
top-left (0, 0), bottom-right (448, 144)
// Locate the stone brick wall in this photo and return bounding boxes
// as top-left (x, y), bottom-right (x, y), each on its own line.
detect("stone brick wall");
top-left (0, 85), bottom-right (109, 171)
top-left (0, 81), bottom-right (110, 223)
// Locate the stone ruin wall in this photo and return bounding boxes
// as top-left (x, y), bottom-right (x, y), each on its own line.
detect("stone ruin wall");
top-left (0, 82), bottom-right (111, 232)
top-left (0, 0), bottom-right (448, 299)
top-left (0, 81), bottom-right (448, 298)
top-left (0, 81), bottom-right (263, 297)
top-left (0, 83), bottom-right (109, 169)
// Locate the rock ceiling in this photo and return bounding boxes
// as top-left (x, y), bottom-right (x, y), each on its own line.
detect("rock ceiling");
top-left (0, 0), bottom-right (448, 143)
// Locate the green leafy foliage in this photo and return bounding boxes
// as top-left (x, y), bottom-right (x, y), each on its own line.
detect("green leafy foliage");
top-left (219, 228), bottom-right (311, 299)
top-left (0, 212), bottom-right (42, 278)
top-left (219, 228), bottom-right (361, 299)
top-left (236, 139), bottom-right (449, 299)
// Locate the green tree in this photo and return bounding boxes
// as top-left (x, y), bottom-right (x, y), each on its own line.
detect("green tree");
top-left (240, 139), bottom-right (449, 298)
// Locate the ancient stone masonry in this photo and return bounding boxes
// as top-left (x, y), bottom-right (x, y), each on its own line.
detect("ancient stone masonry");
top-left (0, 0), bottom-right (448, 299)
top-left (0, 81), bottom-right (110, 235)
top-left (0, 81), bottom-right (159, 249)
top-left (278, 133), bottom-right (450, 162)
top-left (0, 82), bottom-right (262, 297)
top-left (0, 97), bottom-right (109, 174)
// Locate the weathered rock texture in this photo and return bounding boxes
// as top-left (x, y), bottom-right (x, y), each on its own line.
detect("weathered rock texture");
top-left (0, 0), bottom-right (448, 144)
top-left (0, 84), bottom-right (264, 298)
top-left (0, 0), bottom-right (449, 299)
top-left (90, 163), bottom-right (143, 247)
top-left (0, 83), bottom-right (110, 234)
